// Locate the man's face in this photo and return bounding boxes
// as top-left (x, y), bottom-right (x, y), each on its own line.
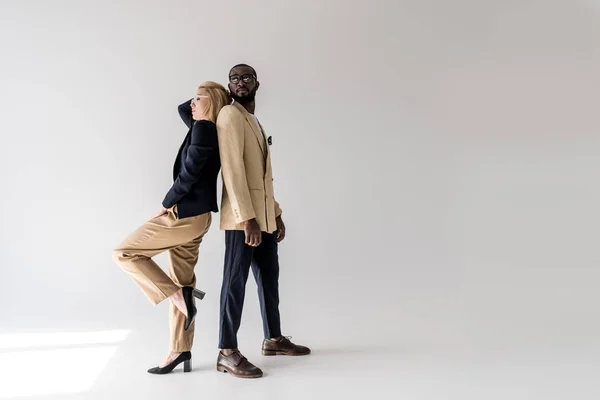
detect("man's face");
top-left (228, 66), bottom-right (259, 103)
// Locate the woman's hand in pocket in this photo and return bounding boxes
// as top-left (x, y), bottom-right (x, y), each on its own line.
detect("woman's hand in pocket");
top-left (151, 206), bottom-right (168, 220)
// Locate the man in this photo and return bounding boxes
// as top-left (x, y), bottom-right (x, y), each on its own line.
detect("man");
top-left (215, 64), bottom-right (310, 378)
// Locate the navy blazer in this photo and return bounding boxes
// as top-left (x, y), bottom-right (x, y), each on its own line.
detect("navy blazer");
top-left (161, 100), bottom-right (221, 219)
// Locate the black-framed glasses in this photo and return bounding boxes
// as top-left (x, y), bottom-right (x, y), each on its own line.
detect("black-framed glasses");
top-left (229, 74), bottom-right (256, 85)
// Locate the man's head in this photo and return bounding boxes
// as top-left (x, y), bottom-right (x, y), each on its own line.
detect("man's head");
top-left (228, 64), bottom-right (259, 105)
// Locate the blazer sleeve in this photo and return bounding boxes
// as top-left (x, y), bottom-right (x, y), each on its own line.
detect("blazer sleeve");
top-left (216, 107), bottom-right (256, 223)
top-left (162, 121), bottom-right (218, 209)
top-left (178, 99), bottom-right (194, 129)
top-left (274, 198), bottom-right (282, 218)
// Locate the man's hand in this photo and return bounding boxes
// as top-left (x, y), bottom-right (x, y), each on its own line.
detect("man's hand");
top-left (244, 218), bottom-right (262, 247)
top-left (276, 216), bottom-right (286, 243)
top-left (152, 206), bottom-right (168, 220)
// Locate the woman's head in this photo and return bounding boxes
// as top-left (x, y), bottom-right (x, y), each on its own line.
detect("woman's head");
top-left (191, 81), bottom-right (230, 122)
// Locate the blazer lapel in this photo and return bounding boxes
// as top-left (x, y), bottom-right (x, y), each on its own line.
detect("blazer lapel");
top-left (256, 119), bottom-right (272, 181)
top-left (233, 102), bottom-right (266, 156)
top-left (257, 119), bottom-right (270, 161)
top-left (173, 129), bottom-right (191, 180)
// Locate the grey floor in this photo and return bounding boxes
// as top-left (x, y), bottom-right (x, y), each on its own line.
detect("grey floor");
top-left (0, 296), bottom-right (597, 400)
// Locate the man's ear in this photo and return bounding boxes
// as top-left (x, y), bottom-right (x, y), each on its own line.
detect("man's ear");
top-left (255, 81), bottom-right (260, 91)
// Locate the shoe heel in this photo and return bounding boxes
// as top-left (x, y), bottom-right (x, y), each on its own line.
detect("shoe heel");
top-left (262, 349), bottom-right (277, 356)
top-left (193, 289), bottom-right (206, 300)
top-left (184, 359), bottom-right (192, 373)
top-left (217, 365), bottom-right (228, 373)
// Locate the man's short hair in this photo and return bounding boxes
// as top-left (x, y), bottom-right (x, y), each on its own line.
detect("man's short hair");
top-left (229, 64), bottom-right (257, 78)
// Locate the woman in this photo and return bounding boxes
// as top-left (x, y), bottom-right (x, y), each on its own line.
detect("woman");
top-left (113, 81), bottom-right (229, 374)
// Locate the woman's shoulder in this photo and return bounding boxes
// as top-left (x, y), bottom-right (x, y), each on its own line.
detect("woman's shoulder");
top-left (191, 119), bottom-right (217, 138)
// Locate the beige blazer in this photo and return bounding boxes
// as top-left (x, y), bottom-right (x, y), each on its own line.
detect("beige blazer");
top-left (216, 102), bottom-right (282, 233)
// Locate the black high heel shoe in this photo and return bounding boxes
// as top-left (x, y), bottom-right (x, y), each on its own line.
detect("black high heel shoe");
top-left (147, 351), bottom-right (192, 374)
top-left (182, 287), bottom-right (206, 331)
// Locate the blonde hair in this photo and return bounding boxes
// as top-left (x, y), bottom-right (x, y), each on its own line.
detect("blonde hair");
top-left (198, 81), bottom-right (230, 122)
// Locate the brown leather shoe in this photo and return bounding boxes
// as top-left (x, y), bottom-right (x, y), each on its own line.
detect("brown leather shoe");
top-left (262, 336), bottom-right (311, 356)
top-left (216, 350), bottom-right (263, 378)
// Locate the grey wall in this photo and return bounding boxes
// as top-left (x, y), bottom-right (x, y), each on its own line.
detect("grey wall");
top-left (0, 0), bottom-right (598, 358)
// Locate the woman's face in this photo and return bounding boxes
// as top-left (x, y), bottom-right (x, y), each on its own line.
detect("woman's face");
top-left (191, 87), bottom-right (210, 120)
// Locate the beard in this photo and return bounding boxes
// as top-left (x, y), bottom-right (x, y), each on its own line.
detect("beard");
top-left (230, 88), bottom-right (257, 105)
